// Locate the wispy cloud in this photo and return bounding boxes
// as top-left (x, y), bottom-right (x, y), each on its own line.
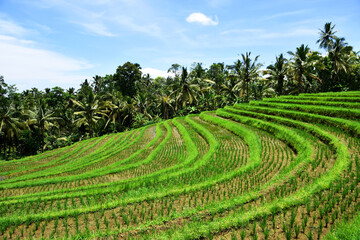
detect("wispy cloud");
top-left (220, 27), bottom-right (316, 39)
top-left (0, 15), bottom-right (94, 90)
top-left (0, 33), bottom-right (92, 90)
top-left (32, 0), bottom-right (165, 38)
top-left (261, 9), bottom-right (312, 21)
top-left (113, 15), bottom-right (163, 38)
top-left (186, 13), bottom-right (218, 26)
top-left (221, 28), bottom-right (264, 35)
top-left (0, 18), bottom-right (28, 36)
top-left (75, 22), bottom-right (116, 37)
top-left (260, 28), bottom-right (317, 39)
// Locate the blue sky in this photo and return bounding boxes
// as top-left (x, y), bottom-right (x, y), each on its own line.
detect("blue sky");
top-left (0, 0), bottom-right (359, 91)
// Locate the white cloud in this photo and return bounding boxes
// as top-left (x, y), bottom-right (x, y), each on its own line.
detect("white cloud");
top-left (186, 12), bottom-right (218, 26)
top-left (221, 28), bottom-right (263, 35)
top-left (260, 28), bottom-right (317, 39)
top-left (220, 27), bottom-right (317, 41)
top-left (113, 15), bottom-right (163, 38)
top-left (0, 18), bottom-right (28, 36)
top-left (262, 9), bottom-right (312, 21)
top-left (142, 67), bottom-right (174, 79)
top-left (76, 22), bottom-right (116, 37)
top-left (32, 0), bottom-right (165, 38)
top-left (0, 35), bottom-right (93, 90)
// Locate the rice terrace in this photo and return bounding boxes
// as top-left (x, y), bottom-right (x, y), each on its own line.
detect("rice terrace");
top-left (1, 91), bottom-right (360, 239)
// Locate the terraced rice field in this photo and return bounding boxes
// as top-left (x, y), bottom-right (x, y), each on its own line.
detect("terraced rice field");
top-left (0, 91), bottom-right (360, 239)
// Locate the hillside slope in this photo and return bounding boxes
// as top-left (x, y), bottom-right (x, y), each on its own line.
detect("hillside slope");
top-left (0, 91), bottom-right (360, 239)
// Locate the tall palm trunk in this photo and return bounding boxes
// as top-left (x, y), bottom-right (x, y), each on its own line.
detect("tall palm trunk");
top-left (41, 128), bottom-right (45, 152)
top-left (163, 102), bottom-right (168, 119)
top-left (3, 140), bottom-right (7, 159)
top-left (298, 68), bottom-right (304, 94)
top-left (277, 76), bottom-right (284, 96)
top-left (88, 114), bottom-right (94, 138)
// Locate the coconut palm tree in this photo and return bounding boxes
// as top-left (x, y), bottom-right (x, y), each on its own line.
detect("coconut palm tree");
top-left (134, 92), bottom-right (153, 120)
top-left (288, 45), bottom-right (322, 93)
top-left (170, 67), bottom-right (200, 109)
top-left (71, 90), bottom-right (107, 138)
top-left (157, 94), bottom-right (174, 119)
top-left (103, 91), bottom-right (124, 131)
top-left (317, 22), bottom-right (337, 51)
top-left (265, 54), bottom-right (287, 95)
top-left (234, 52), bottom-right (262, 102)
top-left (205, 63), bottom-right (227, 96)
top-left (26, 100), bottom-right (62, 151)
top-left (91, 75), bottom-right (104, 94)
top-left (0, 104), bottom-right (23, 158)
top-left (222, 73), bottom-right (240, 104)
top-left (329, 37), bottom-right (353, 82)
top-left (190, 62), bottom-right (206, 79)
top-left (104, 91), bottom-right (136, 130)
top-left (120, 98), bottom-right (135, 128)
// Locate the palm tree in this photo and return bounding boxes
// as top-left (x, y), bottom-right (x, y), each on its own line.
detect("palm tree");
top-left (157, 94), bottom-right (174, 119)
top-left (205, 63), bottom-right (227, 96)
top-left (250, 78), bottom-right (275, 100)
top-left (228, 59), bottom-right (245, 99)
top-left (288, 45), bottom-right (322, 93)
top-left (265, 54), bottom-right (287, 95)
top-left (0, 104), bottom-right (23, 158)
top-left (103, 91), bottom-right (124, 131)
top-left (104, 91), bottom-right (136, 130)
top-left (134, 92), bottom-right (153, 120)
top-left (234, 52), bottom-right (262, 102)
top-left (190, 62), bottom-right (206, 79)
top-left (317, 22), bottom-right (337, 51)
top-left (329, 37), bottom-right (353, 82)
top-left (120, 97), bottom-right (135, 128)
top-left (222, 73), bottom-right (240, 104)
top-left (71, 90), bottom-right (107, 138)
top-left (26, 100), bottom-right (61, 151)
top-left (91, 75), bottom-right (104, 94)
top-left (170, 67), bottom-right (200, 109)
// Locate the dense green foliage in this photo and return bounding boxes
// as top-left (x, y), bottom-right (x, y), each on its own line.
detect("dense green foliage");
top-left (1, 22), bottom-right (360, 159)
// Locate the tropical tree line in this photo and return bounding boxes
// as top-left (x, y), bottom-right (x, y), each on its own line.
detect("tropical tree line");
top-left (1, 22), bottom-right (359, 159)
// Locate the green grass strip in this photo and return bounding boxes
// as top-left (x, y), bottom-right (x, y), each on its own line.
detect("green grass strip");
top-left (232, 104), bottom-right (360, 137)
top-left (277, 95), bottom-right (360, 102)
top-left (249, 101), bottom-right (360, 120)
top-left (300, 91), bottom-right (360, 97)
top-left (262, 98), bottom-right (360, 109)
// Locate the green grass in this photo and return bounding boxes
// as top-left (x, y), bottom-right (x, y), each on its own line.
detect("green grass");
top-left (325, 212), bottom-right (360, 240)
